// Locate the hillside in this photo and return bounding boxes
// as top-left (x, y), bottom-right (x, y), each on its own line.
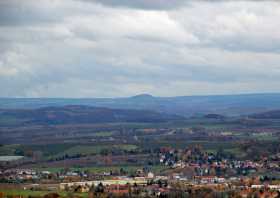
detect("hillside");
top-left (250, 110), bottom-right (280, 119)
top-left (0, 105), bottom-right (183, 126)
top-left (203, 114), bottom-right (226, 119)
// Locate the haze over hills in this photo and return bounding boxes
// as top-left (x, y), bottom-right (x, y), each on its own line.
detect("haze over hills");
top-left (1, 93), bottom-right (280, 117)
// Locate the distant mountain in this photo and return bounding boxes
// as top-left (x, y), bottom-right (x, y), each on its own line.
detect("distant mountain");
top-left (131, 94), bottom-right (154, 99)
top-left (0, 105), bottom-right (183, 125)
top-left (249, 110), bottom-right (280, 119)
top-left (203, 114), bottom-right (226, 119)
top-left (1, 93), bottom-right (280, 117)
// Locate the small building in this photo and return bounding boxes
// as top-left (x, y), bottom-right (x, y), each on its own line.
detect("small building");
top-left (147, 172), bottom-right (154, 179)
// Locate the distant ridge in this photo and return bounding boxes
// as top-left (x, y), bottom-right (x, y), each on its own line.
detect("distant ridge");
top-left (131, 94), bottom-right (154, 99)
top-left (203, 114), bottom-right (226, 119)
top-left (1, 93), bottom-right (280, 117)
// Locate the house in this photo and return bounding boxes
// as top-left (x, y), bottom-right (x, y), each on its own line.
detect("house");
top-left (106, 184), bottom-right (129, 195)
top-left (251, 184), bottom-right (264, 189)
top-left (147, 172), bottom-right (154, 179)
top-left (74, 185), bottom-right (90, 193)
top-left (41, 171), bottom-right (51, 175)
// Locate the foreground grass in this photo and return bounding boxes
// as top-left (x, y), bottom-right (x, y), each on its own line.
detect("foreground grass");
top-left (0, 189), bottom-right (87, 198)
top-left (35, 165), bottom-right (167, 174)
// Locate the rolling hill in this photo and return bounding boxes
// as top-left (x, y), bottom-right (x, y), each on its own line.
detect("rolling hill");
top-left (250, 110), bottom-right (280, 119)
top-left (0, 105), bottom-right (183, 126)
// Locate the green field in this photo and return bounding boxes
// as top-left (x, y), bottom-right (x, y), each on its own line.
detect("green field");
top-left (0, 189), bottom-right (87, 198)
top-left (92, 131), bottom-right (113, 137)
top-left (35, 165), bottom-right (166, 174)
top-left (52, 144), bottom-right (138, 158)
top-left (0, 143), bottom-right (138, 159)
top-left (0, 144), bottom-right (21, 156)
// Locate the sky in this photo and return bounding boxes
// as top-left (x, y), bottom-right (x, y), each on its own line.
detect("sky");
top-left (0, 0), bottom-right (280, 98)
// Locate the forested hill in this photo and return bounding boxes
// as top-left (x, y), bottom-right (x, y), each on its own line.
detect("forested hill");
top-left (250, 110), bottom-right (280, 119)
top-left (0, 105), bottom-right (183, 126)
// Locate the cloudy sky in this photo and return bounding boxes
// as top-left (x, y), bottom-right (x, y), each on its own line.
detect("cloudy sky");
top-left (0, 0), bottom-right (280, 97)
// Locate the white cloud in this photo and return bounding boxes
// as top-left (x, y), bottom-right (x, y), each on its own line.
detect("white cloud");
top-left (171, 1), bottom-right (280, 52)
top-left (67, 9), bottom-right (199, 46)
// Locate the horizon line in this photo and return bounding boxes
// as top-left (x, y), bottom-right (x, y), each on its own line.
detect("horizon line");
top-left (1, 92), bottom-right (280, 99)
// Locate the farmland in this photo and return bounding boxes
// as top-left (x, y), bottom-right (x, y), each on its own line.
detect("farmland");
top-left (1, 109), bottom-right (280, 169)
top-left (2, 105), bottom-right (280, 197)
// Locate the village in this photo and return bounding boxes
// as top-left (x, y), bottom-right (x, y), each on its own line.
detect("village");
top-left (1, 167), bottom-right (280, 197)
top-left (2, 145), bottom-right (280, 197)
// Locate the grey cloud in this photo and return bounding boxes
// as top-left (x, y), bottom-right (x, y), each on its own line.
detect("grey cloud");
top-left (0, 0), bottom-right (64, 26)
top-left (1, 0), bottom-right (280, 97)
top-left (78, 0), bottom-right (188, 10)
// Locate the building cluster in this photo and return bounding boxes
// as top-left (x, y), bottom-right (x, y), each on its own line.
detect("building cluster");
top-left (2, 145), bottom-right (280, 197)
top-left (159, 146), bottom-right (280, 177)
top-left (2, 166), bottom-right (280, 197)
